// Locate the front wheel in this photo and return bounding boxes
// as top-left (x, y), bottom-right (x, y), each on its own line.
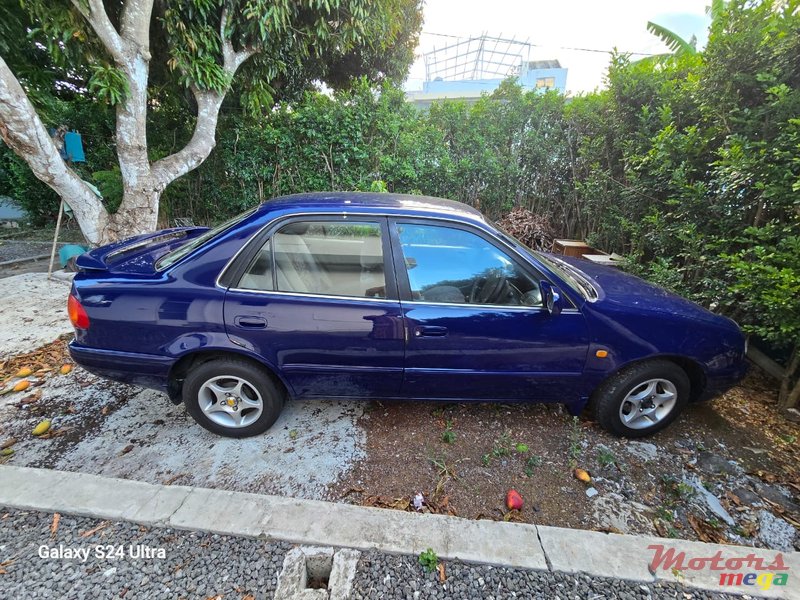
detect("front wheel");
top-left (593, 360), bottom-right (690, 438)
top-left (182, 357), bottom-right (285, 438)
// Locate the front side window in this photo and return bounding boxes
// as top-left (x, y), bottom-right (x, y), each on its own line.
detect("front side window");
top-left (237, 220), bottom-right (387, 298)
top-left (395, 223), bottom-right (542, 306)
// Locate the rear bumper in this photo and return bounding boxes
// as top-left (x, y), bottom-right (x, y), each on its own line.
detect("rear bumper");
top-left (68, 342), bottom-right (173, 391)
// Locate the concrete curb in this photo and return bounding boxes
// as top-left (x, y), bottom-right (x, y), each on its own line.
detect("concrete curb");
top-left (1, 465), bottom-right (797, 598)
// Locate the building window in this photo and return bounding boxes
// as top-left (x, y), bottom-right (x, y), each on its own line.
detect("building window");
top-left (536, 77), bottom-right (555, 89)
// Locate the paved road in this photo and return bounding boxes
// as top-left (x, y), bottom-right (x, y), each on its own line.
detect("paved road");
top-left (0, 509), bottom-right (742, 600)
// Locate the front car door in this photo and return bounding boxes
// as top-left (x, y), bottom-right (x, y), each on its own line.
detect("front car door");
top-left (222, 216), bottom-right (405, 398)
top-left (390, 219), bottom-right (590, 402)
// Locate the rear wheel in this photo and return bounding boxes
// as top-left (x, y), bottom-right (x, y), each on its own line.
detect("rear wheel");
top-left (182, 357), bottom-right (285, 438)
top-left (593, 360), bottom-right (689, 438)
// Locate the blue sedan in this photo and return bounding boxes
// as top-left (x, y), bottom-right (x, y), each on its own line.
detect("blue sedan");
top-left (67, 192), bottom-right (748, 438)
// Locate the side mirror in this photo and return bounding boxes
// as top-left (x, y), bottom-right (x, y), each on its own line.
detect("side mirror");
top-left (540, 281), bottom-right (562, 316)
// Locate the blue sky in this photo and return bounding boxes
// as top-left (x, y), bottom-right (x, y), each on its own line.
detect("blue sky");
top-left (405, 0), bottom-right (712, 94)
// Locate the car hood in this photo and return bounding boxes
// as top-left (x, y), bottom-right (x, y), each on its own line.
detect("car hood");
top-left (554, 255), bottom-right (736, 329)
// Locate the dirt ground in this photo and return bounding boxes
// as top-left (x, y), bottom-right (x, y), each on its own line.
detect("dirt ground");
top-left (330, 369), bottom-right (800, 552)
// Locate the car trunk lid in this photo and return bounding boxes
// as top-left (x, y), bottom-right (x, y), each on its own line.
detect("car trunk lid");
top-left (75, 227), bottom-right (208, 274)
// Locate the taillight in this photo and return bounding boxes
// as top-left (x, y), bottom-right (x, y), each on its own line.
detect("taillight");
top-left (68, 294), bottom-right (90, 329)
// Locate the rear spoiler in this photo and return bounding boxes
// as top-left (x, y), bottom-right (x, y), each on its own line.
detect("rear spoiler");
top-left (74, 228), bottom-right (201, 271)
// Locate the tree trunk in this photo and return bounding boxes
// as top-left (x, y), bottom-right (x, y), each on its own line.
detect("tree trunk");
top-left (0, 56), bottom-right (109, 244)
top-left (778, 343), bottom-right (800, 410)
top-left (100, 187), bottom-right (161, 244)
top-left (0, 0), bottom-right (255, 246)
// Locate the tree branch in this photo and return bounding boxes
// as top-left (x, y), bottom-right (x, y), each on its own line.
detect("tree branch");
top-left (220, 7), bottom-right (258, 73)
top-left (150, 88), bottom-right (225, 187)
top-left (70, 0), bottom-right (126, 64)
top-left (0, 56), bottom-right (107, 243)
top-left (151, 17), bottom-right (257, 187)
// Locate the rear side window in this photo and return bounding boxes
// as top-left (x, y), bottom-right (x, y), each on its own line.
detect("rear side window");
top-left (156, 208), bottom-right (256, 270)
top-left (236, 220), bottom-right (387, 299)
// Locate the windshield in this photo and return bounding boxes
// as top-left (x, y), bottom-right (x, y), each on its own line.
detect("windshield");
top-left (533, 251), bottom-right (598, 301)
top-left (155, 208), bottom-right (257, 270)
top-left (491, 223), bottom-right (598, 301)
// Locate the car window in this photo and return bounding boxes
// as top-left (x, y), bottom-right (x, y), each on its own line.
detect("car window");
top-left (156, 207), bottom-right (256, 270)
top-left (395, 223), bottom-right (542, 306)
top-left (237, 220), bottom-right (387, 299)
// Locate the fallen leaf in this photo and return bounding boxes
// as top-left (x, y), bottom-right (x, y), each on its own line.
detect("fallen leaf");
top-left (21, 389), bottom-right (42, 404)
top-left (120, 444), bottom-right (134, 455)
top-left (341, 486), bottom-right (364, 498)
top-left (654, 520), bottom-right (669, 538)
top-left (687, 514), bottom-right (726, 544)
top-left (593, 525), bottom-right (623, 534)
top-left (725, 490), bottom-right (742, 507)
top-left (50, 513), bottom-right (60, 538)
top-left (437, 562), bottom-right (446, 583)
top-left (80, 521), bottom-right (110, 538)
top-left (59, 364), bottom-right (73, 375)
top-left (164, 473), bottom-right (187, 485)
top-left (0, 438), bottom-right (16, 450)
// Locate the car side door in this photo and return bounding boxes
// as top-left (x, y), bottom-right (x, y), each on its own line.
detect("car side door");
top-left (222, 216), bottom-right (405, 398)
top-left (390, 219), bottom-right (590, 402)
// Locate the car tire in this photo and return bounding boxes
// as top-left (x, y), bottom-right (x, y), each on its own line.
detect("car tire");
top-left (593, 359), bottom-right (690, 438)
top-left (182, 357), bottom-right (285, 438)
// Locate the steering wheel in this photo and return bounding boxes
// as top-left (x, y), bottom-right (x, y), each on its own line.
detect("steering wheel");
top-left (469, 270), bottom-right (508, 304)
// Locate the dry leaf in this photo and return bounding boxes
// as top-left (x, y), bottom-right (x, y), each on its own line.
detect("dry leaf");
top-left (120, 444), bottom-right (134, 455)
top-left (725, 490), bottom-right (742, 506)
top-left (687, 515), bottom-right (726, 544)
top-left (50, 513), bottom-right (60, 538)
top-left (164, 473), bottom-right (187, 485)
top-left (437, 562), bottom-right (446, 583)
top-left (80, 521), bottom-right (110, 538)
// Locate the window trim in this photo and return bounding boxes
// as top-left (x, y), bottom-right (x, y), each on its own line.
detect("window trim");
top-left (221, 214), bottom-right (399, 302)
top-left (388, 217), bottom-right (576, 310)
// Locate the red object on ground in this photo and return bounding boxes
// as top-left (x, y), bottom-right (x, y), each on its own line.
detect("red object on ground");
top-left (506, 489), bottom-right (523, 510)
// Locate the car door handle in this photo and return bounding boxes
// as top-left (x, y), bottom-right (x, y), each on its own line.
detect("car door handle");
top-left (414, 326), bottom-right (448, 337)
top-left (234, 316), bottom-right (267, 329)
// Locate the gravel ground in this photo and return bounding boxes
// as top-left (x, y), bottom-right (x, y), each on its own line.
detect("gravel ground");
top-left (0, 508), bottom-right (289, 599)
top-left (0, 241), bottom-right (60, 263)
top-left (0, 508), bottom-right (752, 600)
top-left (350, 552), bottom-right (748, 600)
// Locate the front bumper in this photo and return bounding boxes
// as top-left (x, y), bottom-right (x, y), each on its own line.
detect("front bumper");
top-left (68, 341), bottom-right (174, 391)
top-left (696, 357), bottom-right (750, 402)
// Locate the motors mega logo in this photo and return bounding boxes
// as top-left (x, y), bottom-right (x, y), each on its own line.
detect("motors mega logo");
top-left (648, 544), bottom-right (790, 592)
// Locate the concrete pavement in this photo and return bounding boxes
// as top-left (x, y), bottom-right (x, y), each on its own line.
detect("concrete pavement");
top-left (0, 465), bottom-right (797, 599)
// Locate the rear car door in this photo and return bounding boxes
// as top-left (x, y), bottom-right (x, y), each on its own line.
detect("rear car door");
top-left (390, 219), bottom-right (590, 401)
top-left (222, 216), bottom-right (405, 398)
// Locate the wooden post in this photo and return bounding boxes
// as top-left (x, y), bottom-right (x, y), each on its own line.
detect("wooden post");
top-left (48, 198), bottom-right (65, 278)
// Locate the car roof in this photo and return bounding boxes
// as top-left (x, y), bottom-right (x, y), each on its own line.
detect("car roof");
top-left (258, 191), bottom-right (486, 224)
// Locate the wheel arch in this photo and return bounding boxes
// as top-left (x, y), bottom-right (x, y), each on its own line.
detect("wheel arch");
top-left (592, 354), bottom-right (707, 405)
top-left (166, 348), bottom-right (291, 404)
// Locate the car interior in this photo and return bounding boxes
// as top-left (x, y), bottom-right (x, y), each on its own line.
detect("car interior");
top-left (237, 221), bottom-right (387, 298)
